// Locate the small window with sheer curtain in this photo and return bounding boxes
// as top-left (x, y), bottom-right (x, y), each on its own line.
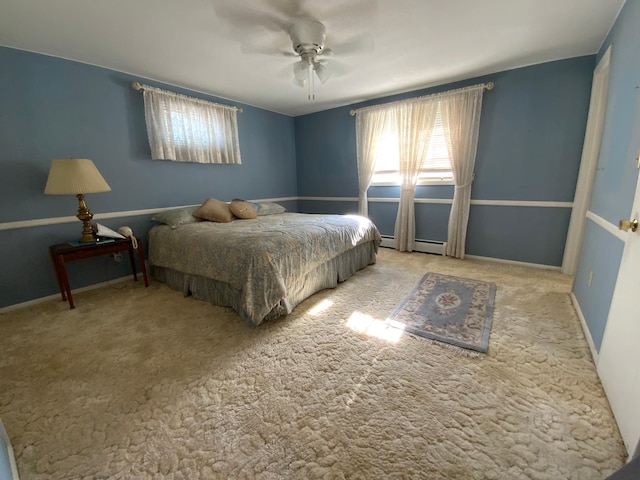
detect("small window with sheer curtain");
top-left (141, 85), bottom-right (242, 164)
top-left (371, 104), bottom-right (453, 185)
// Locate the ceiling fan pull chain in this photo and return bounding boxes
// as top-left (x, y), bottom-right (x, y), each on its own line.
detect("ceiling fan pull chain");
top-left (308, 63), bottom-right (311, 100)
top-left (311, 64), bottom-right (315, 100)
top-left (308, 62), bottom-right (314, 101)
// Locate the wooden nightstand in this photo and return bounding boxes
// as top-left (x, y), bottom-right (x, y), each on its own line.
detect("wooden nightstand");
top-left (49, 237), bottom-right (149, 309)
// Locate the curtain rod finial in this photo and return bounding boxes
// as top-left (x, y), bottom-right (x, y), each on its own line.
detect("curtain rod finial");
top-left (132, 82), bottom-right (143, 91)
top-left (485, 81), bottom-right (494, 91)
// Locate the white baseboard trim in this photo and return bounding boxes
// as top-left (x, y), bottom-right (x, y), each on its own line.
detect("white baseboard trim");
top-left (0, 274), bottom-right (139, 314)
top-left (379, 236), bottom-right (446, 255)
top-left (377, 248), bottom-right (561, 270)
top-left (464, 254), bottom-right (562, 271)
top-left (570, 292), bottom-right (599, 365)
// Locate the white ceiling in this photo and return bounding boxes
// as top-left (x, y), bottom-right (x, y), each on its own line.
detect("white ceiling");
top-left (0, 0), bottom-right (625, 116)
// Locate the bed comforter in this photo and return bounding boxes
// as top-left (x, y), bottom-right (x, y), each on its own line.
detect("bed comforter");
top-left (148, 213), bottom-right (381, 325)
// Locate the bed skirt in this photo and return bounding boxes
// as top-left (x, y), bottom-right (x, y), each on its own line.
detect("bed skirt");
top-left (150, 240), bottom-right (378, 325)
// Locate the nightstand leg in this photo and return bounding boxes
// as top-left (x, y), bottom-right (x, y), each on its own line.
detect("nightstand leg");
top-left (49, 249), bottom-right (67, 301)
top-left (127, 246), bottom-right (138, 281)
top-left (58, 258), bottom-right (74, 309)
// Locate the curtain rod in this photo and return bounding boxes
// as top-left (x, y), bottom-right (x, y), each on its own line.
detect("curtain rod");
top-left (349, 81), bottom-right (493, 116)
top-left (131, 82), bottom-right (243, 113)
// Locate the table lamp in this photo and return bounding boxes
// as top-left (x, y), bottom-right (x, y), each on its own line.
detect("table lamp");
top-left (44, 158), bottom-right (112, 243)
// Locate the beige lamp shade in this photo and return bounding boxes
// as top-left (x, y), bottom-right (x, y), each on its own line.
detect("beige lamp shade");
top-left (44, 158), bottom-right (111, 194)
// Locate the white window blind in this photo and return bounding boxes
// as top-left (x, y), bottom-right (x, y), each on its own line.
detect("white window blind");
top-left (141, 86), bottom-right (242, 164)
top-left (371, 104), bottom-right (453, 184)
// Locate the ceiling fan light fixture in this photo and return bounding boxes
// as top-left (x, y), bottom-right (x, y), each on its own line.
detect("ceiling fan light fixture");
top-left (292, 76), bottom-right (306, 88)
top-left (314, 63), bottom-right (331, 84)
top-left (293, 61), bottom-right (309, 81)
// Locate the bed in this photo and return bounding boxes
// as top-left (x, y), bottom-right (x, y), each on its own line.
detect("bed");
top-left (148, 206), bottom-right (381, 326)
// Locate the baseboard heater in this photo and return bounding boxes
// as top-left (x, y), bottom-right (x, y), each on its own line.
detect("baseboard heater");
top-left (379, 236), bottom-right (447, 255)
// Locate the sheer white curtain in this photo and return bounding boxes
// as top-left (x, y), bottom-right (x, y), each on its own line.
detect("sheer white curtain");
top-left (142, 86), bottom-right (241, 164)
top-left (356, 109), bottom-right (387, 216)
top-left (393, 100), bottom-right (438, 251)
top-left (441, 86), bottom-right (485, 258)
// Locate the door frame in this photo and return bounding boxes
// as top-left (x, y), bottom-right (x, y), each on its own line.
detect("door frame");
top-left (562, 47), bottom-right (612, 275)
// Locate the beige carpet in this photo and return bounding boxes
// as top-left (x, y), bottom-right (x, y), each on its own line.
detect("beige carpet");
top-left (0, 248), bottom-right (626, 479)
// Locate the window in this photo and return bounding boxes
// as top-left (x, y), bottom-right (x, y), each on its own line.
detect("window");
top-left (141, 85), bottom-right (242, 164)
top-left (370, 104), bottom-right (453, 185)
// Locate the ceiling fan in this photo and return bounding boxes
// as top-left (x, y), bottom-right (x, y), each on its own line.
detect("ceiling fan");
top-left (255, 16), bottom-right (374, 100)
top-left (287, 17), bottom-right (335, 97)
top-left (212, 0), bottom-right (375, 100)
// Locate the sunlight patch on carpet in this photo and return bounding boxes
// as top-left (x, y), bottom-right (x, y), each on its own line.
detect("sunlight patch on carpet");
top-left (307, 299), bottom-right (334, 315)
top-left (346, 311), bottom-right (404, 343)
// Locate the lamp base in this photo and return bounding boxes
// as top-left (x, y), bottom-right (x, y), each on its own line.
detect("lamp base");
top-left (76, 193), bottom-right (96, 243)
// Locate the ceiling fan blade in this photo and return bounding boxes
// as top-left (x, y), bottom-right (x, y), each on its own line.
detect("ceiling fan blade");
top-left (277, 59), bottom-right (298, 78)
top-left (264, 0), bottom-right (308, 19)
top-left (310, 58), bottom-right (348, 79)
top-left (212, 1), bottom-right (290, 32)
top-left (266, 0), bottom-right (377, 31)
top-left (331, 33), bottom-right (375, 56)
top-left (324, 58), bottom-right (350, 77)
top-left (240, 43), bottom-right (295, 56)
top-left (313, 0), bottom-right (378, 27)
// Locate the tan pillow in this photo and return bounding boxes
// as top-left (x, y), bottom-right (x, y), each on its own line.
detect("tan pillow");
top-left (193, 197), bottom-right (234, 223)
top-left (229, 199), bottom-right (257, 219)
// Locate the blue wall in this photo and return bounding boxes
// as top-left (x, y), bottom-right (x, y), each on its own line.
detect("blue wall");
top-left (573, 0), bottom-right (640, 352)
top-left (295, 56), bottom-right (595, 266)
top-left (574, 220), bottom-right (625, 349)
top-left (0, 47), bottom-right (297, 308)
top-left (1, 30), bottom-right (629, 310)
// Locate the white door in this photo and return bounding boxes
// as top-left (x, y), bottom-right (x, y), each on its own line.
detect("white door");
top-left (597, 167), bottom-right (640, 457)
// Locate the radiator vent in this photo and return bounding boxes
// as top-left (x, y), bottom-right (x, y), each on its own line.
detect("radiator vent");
top-left (379, 236), bottom-right (446, 255)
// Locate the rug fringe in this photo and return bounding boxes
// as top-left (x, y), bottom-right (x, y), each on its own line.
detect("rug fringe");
top-left (406, 333), bottom-right (485, 358)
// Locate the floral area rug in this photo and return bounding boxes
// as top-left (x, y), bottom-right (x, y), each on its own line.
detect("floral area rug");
top-left (387, 272), bottom-right (496, 353)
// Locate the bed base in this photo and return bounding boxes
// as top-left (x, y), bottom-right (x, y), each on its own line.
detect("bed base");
top-left (151, 240), bottom-right (378, 325)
